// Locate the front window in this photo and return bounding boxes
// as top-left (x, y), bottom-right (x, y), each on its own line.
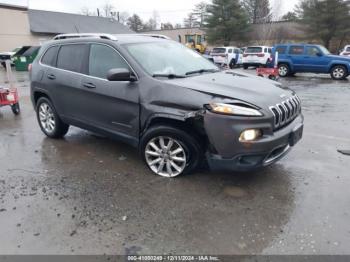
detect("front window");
top-left (89, 44), bottom-right (129, 79)
top-left (125, 41), bottom-right (218, 76)
top-left (318, 45), bottom-right (331, 55)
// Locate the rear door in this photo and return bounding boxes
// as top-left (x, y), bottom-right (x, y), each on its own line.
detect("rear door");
top-left (287, 45), bottom-right (306, 71)
top-left (79, 43), bottom-right (140, 139)
top-left (52, 44), bottom-right (89, 119)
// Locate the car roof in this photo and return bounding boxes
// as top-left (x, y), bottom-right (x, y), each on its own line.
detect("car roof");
top-left (49, 34), bottom-right (170, 45)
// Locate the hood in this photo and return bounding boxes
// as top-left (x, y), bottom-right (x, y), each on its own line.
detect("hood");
top-left (327, 54), bottom-right (350, 62)
top-left (169, 71), bottom-right (294, 109)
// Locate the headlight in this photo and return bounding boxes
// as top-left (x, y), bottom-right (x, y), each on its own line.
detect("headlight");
top-left (208, 103), bottom-right (263, 116)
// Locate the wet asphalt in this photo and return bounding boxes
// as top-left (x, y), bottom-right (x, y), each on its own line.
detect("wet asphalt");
top-left (0, 69), bottom-right (349, 255)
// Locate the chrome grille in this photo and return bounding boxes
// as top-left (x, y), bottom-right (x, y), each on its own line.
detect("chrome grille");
top-left (270, 95), bottom-right (301, 130)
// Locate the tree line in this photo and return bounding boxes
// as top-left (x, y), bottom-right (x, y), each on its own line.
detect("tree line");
top-left (82, 0), bottom-right (350, 49)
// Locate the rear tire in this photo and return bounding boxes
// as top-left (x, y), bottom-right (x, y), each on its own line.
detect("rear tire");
top-left (11, 103), bottom-right (20, 115)
top-left (229, 59), bottom-right (236, 69)
top-left (330, 65), bottom-right (347, 80)
top-left (278, 63), bottom-right (290, 77)
top-left (243, 64), bottom-right (249, 70)
top-left (36, 97), bottom-right (69, 138)
top-left (140, 125), bottom-right (202, 178)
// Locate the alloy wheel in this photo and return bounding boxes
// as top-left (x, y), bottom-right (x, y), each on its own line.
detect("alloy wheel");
top-left (278, 65), bottom-right (288, 77)
top-left (333, 67), bottom-right (345, 79)
top-left (39, 102), bottom-right (56, 133)
top-left (145, 136), bottom-right (187, 177)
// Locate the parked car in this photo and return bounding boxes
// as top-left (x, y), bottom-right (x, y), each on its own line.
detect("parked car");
top-left (0, 47), bottom-right (20, 68)
top-left (210, 46), bottom-right (243, 68)
top-left (30, 33), bottom-right (303, 178)
top-left (339, 45), bottom-right (350, 56)
top-left (242, 46), bottom-right (272, 69)
top-left (274, 44), bottom-right (350, 80)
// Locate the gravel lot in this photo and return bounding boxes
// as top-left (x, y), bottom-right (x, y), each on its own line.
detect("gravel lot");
top-left (0, 68), bottom-right (350, 255)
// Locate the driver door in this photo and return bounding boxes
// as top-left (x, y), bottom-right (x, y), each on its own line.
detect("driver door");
top-left (79, 43), bottom-right (140, 139)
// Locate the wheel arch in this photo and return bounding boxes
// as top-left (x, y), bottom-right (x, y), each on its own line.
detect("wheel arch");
top-left (328, 63), bottom-right (349, 73)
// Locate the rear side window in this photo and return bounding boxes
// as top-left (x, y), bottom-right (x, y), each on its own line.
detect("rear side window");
top-left (228, 49), bottom-right (233, 53)
top-left (289, 46), bottom-right (305, 55)
top-left (89, 44), bottom-right (129, 79)
top-left (275, 46), bottom-right (287, 54)
top-left (41, 46), bottom-right (59, 66)
top-left (346, 47), bottom-right (350, 52)
top-left (246, 47), bottom-right (262, 53)
top-left (57, 44), bottom-right (86, 73)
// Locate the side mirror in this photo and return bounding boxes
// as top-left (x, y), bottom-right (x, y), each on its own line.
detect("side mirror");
top-left (107, 68), bottom-right (137, 82)
top-left (316, 52), bottom-right (323, 57)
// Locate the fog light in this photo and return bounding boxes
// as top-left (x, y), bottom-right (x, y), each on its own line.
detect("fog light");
top-left (239, 129), bottom-right (262, 142)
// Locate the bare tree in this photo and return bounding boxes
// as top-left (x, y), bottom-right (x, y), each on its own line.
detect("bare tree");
top-left (81, 7), bottom-right (94, 16)
top-left (102, 2), bottom-right (115, 17)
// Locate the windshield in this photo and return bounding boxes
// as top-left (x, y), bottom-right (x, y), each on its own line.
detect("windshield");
top-left (125, 41), bottom-right (218, 76)
top-left (246, 47), bottom-right (262, 53)
top-left (318, 45), bottom-right (331, 55)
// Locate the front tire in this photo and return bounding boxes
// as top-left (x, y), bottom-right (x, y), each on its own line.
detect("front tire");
top-left (140, 125), bottom-right (202, 178)
top-left (36, 97), bottom-right (69, 138)
top-left (330, 65), bottom-right (347, 80)
top-left (278, 63), bottom-right (290, 77)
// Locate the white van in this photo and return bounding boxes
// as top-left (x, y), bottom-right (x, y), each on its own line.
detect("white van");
top-left (210, 46), bottom-right (243, 68)
top-left (242, 46), bottom-right (272, 69)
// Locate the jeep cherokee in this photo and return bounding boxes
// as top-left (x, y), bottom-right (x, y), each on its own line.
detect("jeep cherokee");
top-left (30, 34), bottom-right (304, 178)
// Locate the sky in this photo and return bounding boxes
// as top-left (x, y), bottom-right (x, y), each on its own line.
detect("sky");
top-left (2, 0), bottom-right (299, 25)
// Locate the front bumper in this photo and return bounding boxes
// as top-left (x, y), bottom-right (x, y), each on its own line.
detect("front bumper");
top-left (204, 111), bottom-right (304, 172)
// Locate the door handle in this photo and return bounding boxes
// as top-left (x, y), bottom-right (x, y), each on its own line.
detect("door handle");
top-left (47, 74), bottom-right (56, 80)
top-left (83, 82), bottom-right (96, 89)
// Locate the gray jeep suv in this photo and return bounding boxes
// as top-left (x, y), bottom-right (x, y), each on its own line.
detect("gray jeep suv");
top-left (30, 34), bottom-right (304, 178)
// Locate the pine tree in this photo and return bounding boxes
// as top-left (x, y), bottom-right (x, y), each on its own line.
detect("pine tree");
top-left (205, 0), bottom-right (250, 45)
top-left (243, 0), bottom-right (272, 23)
top-left (297, 0), bottom-right (350, 49)
top-left (127, 14), bottom-right (144, 32)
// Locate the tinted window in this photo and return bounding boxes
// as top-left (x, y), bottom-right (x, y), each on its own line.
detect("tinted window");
top-left (57, 44), bottom-right (86, 73)
top-left (228, 49), bottom-right (233, 53)
top-left (275, 46), bottom-right (287, 54)
top-left (306, 46), bottom-right (320, 56)
top-left (346, 47), bottom-right (350, 52)
top-left (289, 46), bottom-right (305, 55)
top-left (268, 48), bottom-right (272, 53)
top-left (246, 47), bottom-right (262, 53)
top-left (41, 46), bottom-right (59, 66)
top-left (234, 49), bottom-right (240, 54)
top-left (212, 48), bottom-right (226, 54)
top-left (89, 44), bottom-right (129, 79)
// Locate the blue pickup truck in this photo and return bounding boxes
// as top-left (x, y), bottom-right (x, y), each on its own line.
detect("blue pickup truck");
top-left (273, 44), bottom-right (350, 80)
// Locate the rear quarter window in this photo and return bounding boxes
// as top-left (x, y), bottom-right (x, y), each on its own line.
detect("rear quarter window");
top-left (41, 46), bottom-right (59, 66)
top-left (57, 44), bottom-right (86, 73)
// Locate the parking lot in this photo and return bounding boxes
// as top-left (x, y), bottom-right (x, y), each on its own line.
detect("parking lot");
top-left (0, 69), bottom-right (350, 255)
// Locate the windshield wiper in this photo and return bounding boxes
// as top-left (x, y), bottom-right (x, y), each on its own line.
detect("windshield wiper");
top-left (185, 69), bottom-right (220, 76)
top-left (152, 73), bottom-right (186, 79)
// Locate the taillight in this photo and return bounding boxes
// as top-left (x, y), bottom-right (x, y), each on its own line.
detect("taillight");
top-left (257, 53), bottom-right (264, 57)
top-left (28, 63), bottom-right (32, 71)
